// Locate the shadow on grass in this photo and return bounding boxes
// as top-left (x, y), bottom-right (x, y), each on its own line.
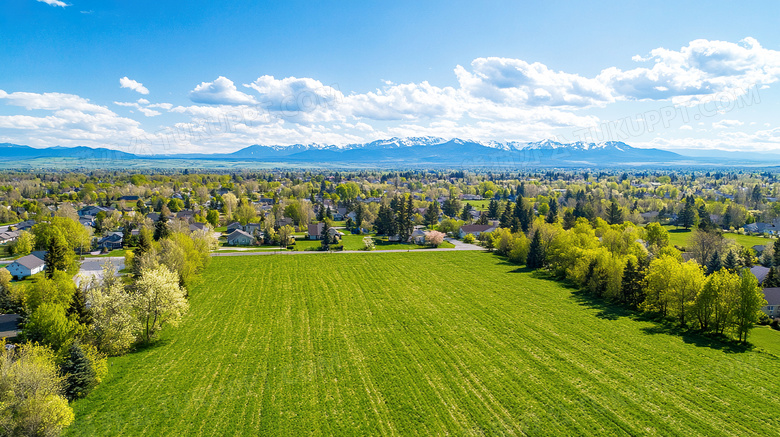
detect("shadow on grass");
top-left (129, 337), bottom-right (173, 355)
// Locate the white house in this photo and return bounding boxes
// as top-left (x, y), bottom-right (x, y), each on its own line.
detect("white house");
top-left (6, 254), bottom-right (45, 279)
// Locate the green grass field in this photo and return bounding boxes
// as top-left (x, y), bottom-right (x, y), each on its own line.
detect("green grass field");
top-left (662, 225), bottom-right (773, 250)
top-left (68, 252), bottom-right (780, 436)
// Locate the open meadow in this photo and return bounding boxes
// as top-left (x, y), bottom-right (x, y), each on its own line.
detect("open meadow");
top-left (68, 251), bottom-right (780, 436)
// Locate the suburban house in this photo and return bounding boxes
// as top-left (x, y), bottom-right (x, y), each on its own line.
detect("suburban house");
top-left (226, 229), bottom-right (255, 246)
top-left (6, 254), bottom-right (45, 279)
top-left (176, 210), bottom-right (196, 222)
top-left (753, 245), bottom-right (767, 256)
top-left (97, 232), bottom-right (123, 250)
top-left (751, 266), bottom-right (770, 285)
top-left (189, 222), bottom-right (208, 233)
top-left (327, 227), bottom-right (344, 241)
top-left (277, 217), bottom-right (294, 228)
top-left (244, 223), bottom-right (263, 235)
top-left (411, 229), bottom-right (429, 244)
top-left (308, 223), bottom-right (324, 240)
top-left (14, 220), bottom-right (36, 231)
top-left (0, 230), bottom-right (19, 244)
top-left (146, 212), bottom-right (161, 222)
top-left (744, 219), bottom-right (780, 235)
top-left (761, 287), bottom-right (780, 317)
top-left (227, 222), bottom-right (243, 233)
top-left (459, 224), bottom-right (496, 239)
top-left (118, 195), bottom-right (140, 202)
top-left (333, 208), bottom-right (347, 221)
top-left (78, 205), bottom-right (112, 217)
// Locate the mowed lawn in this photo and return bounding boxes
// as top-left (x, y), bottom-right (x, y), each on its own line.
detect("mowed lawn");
top-left (69, 252), bottom-right (780, 436)
top-left (662, 225), bottom-right (773, 250)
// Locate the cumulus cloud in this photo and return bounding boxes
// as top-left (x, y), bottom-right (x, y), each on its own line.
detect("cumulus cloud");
top-left (189, 76), bottom-right (257, 105)
top-left (455, 57), bottom-right (614, 108)
top-left (119, 77), bottom-right (149, 95)
top-left (37, 0), bottom-right (69, 7)
top-left (598, 38), bottom-right (780, 102)
top-left (345, 81), bottom-right (460, 120)
top-left (245, 75), bottom-right (342, 113)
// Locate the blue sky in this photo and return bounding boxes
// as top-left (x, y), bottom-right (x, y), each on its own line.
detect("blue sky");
top-left (2, 0), bottom-right (780, 154)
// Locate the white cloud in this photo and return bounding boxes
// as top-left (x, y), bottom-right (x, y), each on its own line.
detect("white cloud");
top-left (712, 119), bottom-right (744, 129)
top-left (113, 101), bottom-right (161, 117)
top-left (189, 76), bottom-right (257, 105)
top-left (119, 77), bottom-right (149, 95)
top-left (245, 75), bottom-right (342, 115)
top-left (345, 81), bottom-right (460, 120)
top-left (455, 57), bottom-right (613, 108)
top-left (37, 0), bottom-right (69, 7)
top-left (598, 38), bottom-right (780, 102)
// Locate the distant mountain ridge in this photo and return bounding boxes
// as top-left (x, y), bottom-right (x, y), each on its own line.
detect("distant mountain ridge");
top-left (0, 138), bottom-right (713, 167)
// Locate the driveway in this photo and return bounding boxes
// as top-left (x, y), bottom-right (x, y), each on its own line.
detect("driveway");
top-left (75, 257), bottom-right (125, 287)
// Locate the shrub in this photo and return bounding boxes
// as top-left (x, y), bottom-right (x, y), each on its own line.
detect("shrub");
top-left (463, 234), bottom-right (476, 244)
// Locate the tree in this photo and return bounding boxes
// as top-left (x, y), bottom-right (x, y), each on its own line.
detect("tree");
top-left (764, 266), bottom-right (780, 288)
top-left (644, 222), bottom-right (669, 248)
top-left (206, 209), bottom-right (220, 228)
top-left (487, 200), bottom-right (499, 220)
top-left (607, 200), bottom-right (623, 225)
top-left (643, 255), bottom-right (679, 317)
top-left (669, 261), bottom-right (706, 327)
top-left (154, 215), bottom-right (171, 241)
top-left (425, 230), bottom-right (446, 247)
top-left (10, 230), bottom-right (33, 256)
top-left (233, 203), bottom-right (257, 225)
top-left (87, 268), bottom-right (138, 356)
top-left (723, 250), bottom-right (739, 271)
top-left (278, 225), bottom-right (295, 247)
top-left (526, 231), bottom-right (545, 269)
top-left (60, 341), bottom-right (97, 401)
top-left (499, 204), bottom-right (513, 229)
top-left (0, 268), bottom-right (11, 312)
top-left (734, 269), bottom-right (767, 343)
top-left (706, 250), bottom-right (722, 275)
top-left (45, 228), bottom-right (72, 278)
top-left (0, 343), bottom-right (74, 437)
top-left (133, 265), bottom-right (189, 342)
top-left (679, 200), bottom-right (697, 230)
top-left (424, 201), bottom-right (441, 228)
top-left (546, 197), bottom-right (558, 223)
top-left (688, 229), bottom-right (726, 265)
top-left (621, 258), bottom-right (645, 307)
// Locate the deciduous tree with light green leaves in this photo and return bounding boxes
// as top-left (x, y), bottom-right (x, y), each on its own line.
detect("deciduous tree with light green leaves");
top-left (133, 265), bottom-right (189, 343)
top-left (0, 343), bottom-right (74, 437)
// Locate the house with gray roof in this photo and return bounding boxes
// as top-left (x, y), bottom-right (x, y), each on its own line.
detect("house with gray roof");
top-left (6, 254), bottom-right (45, 279)
top-left (761, 287), bottom-right (780, 318)
top-left (226, 229), bottom-right (255, 246)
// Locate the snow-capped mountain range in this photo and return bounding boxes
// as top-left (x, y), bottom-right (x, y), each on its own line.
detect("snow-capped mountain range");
top-left (0, 137), bottom-right (705, 167)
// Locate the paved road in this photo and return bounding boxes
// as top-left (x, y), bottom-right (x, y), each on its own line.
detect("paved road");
top-left (75, 257), bottom-right (125, 286)
top-left (211, 238), bottom-right (484, 257)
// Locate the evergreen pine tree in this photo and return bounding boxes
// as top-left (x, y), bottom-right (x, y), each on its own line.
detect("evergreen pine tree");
top-left (499, 204), bottom-right (513, 229)
top-left (487, 200), bottom-right (499, 219)
top-left (706, 250), bottom-right (722, 275)
top-left (526, 231), bottom-right (545, 269)
top-left (68, 286), bottom-right (93, 326)
top-left (764, 266), bottom-right (779, 287)
top-left (773, 238), bottom-right (780, 267)
top-left (723, 250), bottom-right (739, 271)
top-left (45, 228), bottom-right (70, 277)
top-left (425, 200), bottom-right (441, 228)
top-left (546, 197), bottom-right (558, 223)
top-left (153, 216), bottom-right (171, 241)
top-left (562, 209), bottom-right (576, 230)
top-left (61, 341), bottom-right (97, 401)
top-left (607, 200), bottom-right (623, 225)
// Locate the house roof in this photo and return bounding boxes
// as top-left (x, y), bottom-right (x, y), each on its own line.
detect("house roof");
top-left (461, 224), bottom-right (494, 233)
top-left (751, 266), bottom-right (770, 284)
top-left (308, 223), bottom-right (324, 236)
top-left (12, 254), bottom-right (45, 270)
top-left (763, 287), bottom-right (780, 306)
top-left (226, 229), bottom-right (253, 240)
